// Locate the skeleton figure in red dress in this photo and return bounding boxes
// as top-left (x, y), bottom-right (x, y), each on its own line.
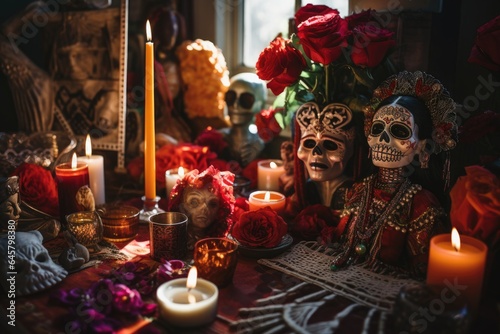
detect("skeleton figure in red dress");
top-left (330, 71), bottom-right (458, 279)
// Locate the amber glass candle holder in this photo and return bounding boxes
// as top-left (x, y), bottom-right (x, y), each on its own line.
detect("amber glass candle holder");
top-left (193, 237), bottom-right (239, 287)
top-left (97, 205), bottom-right (140, 242)
top-left (66, 211), bottom-right (103, 247)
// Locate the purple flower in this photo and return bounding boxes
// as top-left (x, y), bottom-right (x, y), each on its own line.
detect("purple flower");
top-left (112, 284), bottom-right (144, 314)
top-left (157, 259), bottom-right (188, 284)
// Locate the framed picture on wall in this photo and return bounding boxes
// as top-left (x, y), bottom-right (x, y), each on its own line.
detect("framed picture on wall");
top-left (45, 0), bottom-right (128, 171)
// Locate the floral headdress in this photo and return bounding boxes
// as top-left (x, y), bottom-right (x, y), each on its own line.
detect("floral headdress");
top-left (256, 5), bottom-right (397, 126)
top-left (168, 165), bottom-right (235, 237)
top-left (364, 70), bottom-right (458, 153)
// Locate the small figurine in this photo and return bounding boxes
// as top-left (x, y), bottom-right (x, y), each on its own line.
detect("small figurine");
top-left (330, 71), bottom-right (458, 279)
top-left (168, 166), bottom-right (235, 249)
top-left (279, 141), bottom-right (295, 196)
top-left (0, 176), bottom-right (21, 231)
top-left (220, 73), bottom-right (267, 166)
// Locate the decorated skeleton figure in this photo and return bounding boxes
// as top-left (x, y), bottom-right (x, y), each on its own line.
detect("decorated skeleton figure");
top-left (330, 71), bottom-right (458, 279)
top-left (294, 102), bottom-right (356, 210)
top-left (0, 231), bottom-right (67, 296)
top-left (221, 73), bottom-right (267, 166)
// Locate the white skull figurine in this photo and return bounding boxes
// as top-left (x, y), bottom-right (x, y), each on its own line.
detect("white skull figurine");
top-left (225, 73), bottom-right (267, 125)
top-left (296, 102), bottom-right (355, 182)
top-left (367, 102), bottom-right (425, 168)
top-left (0, 231), bottom-right (67, 296)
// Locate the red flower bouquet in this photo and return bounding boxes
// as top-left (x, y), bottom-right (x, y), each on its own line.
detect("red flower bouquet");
top-left (231, 207), bottom-right (287, 248)
top-left (256, 5), bottom-right (396, 126)
top-left (450, 165), bottom-right (500, 249)
top-left (11, 163), bottom-right (59, 217)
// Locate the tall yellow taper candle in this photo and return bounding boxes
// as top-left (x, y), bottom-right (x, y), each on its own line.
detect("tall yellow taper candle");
top-left (144, 20), bottom-right (156, 200)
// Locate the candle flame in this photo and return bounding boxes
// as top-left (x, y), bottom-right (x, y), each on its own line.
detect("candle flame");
top-left (186, 266), bottom-right (197, 290)
top-left (178, 166), bottom-right (185, 177)
top-left (85, 134), bottom-right (92, 157)
top-left (71, 153), bottom-right (78, 169)
top-left (451, 227), bottom-right (461, 252)
top-left (270, 161), bottom-right (277, 169)
top-left (146, 20), bottom-right (152, 42)
top-left (264, 191), bottom-right (271, 201)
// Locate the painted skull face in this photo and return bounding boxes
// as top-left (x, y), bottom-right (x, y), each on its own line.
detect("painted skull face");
top-left (367, 103), bottom-right (422, 168)
top-left (296, 103), bottom-right (355, 182)
top-left (225, 73), bottom-right (267, 125)
top-left (181, 186), bottom-right (220, 232)
top-left (0, 231), bottom-right (67, 296)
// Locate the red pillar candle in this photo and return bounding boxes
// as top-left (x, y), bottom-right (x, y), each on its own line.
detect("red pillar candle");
top-left (55, 153), bottom-right (90, 225)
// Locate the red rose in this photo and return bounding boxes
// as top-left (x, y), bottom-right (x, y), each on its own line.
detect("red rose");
top-left (194, 127), bottom-right (228, 155)
top-left (345, 9), bottom-right (377, 29)
top-left (232, 207), bottom-right (288, 248)
top-left (350, 24), bottom-right (395, 68)
top-left (292, 204), bottom-right (338, 242)
top-left (255, 107), bottom-right (283, 143)
top-left (11, 163), bottom-right (59, 217)
top-left (450, 165), bottom-right (500, 249)
top-left (297, 12), bottom-right (349, 65)
top-left (295, 4), bottom-right (339, 26)
top-left (468, 15), bottom-right (500, 72)
top-left (256, 36), bottom-right (307, 95)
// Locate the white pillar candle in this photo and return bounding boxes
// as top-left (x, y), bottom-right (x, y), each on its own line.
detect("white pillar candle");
top-left (165, 167), bottom-right (186, 198)
top-left (257, 159), bottom-right (284, 191)
top-left (157, 267), bottom-right (218, 327)
top-left (78, 135), bottom-right (105, 205)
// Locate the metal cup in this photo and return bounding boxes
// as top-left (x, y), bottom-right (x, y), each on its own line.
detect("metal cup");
top-left (148, 212), bottom-right (188, 261)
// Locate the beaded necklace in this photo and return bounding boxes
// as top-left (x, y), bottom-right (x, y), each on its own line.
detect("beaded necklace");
top-left (331, 174), bottom-right (415, 270)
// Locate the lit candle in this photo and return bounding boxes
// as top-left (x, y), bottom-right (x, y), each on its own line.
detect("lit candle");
top-left (157, 266), bottom-right (218, 327)
top-left (144, 20), bottom-right (156, 200)
top-left (257, 160), bottom-right (284, 191)
top-left (426, 228), bottom-right (488, 312)
top-left (78, 135), bottom-right (105, 205)
top-left (55, 153), bottom-right (90, 225)
top-left (165, 167), bottom-right (186, 198)
top-left (248, 191), bottom-right (286, 213)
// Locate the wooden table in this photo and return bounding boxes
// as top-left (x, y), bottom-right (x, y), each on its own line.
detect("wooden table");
top-left (1, 213), bottom-right (499, 334)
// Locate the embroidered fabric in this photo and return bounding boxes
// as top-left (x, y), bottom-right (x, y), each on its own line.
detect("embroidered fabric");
top-left (259, 241), bottom-right (421, 312)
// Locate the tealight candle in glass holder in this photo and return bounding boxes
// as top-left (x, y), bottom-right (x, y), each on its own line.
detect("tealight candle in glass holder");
top-left (66, 211), bottom-right (103, 247)
top-left (193, 237), bottom-right (239, 287)
top-left (97, 204), bottom-right (140, 243)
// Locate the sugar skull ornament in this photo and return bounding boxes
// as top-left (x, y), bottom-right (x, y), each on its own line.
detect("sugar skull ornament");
top-left (294, 102), bottom-right (356, 209)
top-left (367, 102), bottom-right (425, 169)
top-left (0, 231), bottom-right (67, 296)
top-left (296, 102), bottom-right (355, 182)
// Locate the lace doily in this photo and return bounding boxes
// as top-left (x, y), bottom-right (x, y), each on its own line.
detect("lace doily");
top-left (259, 241), bottom-right (421, 312)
